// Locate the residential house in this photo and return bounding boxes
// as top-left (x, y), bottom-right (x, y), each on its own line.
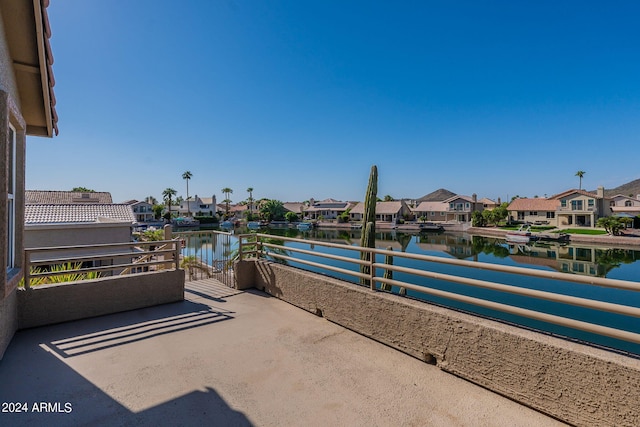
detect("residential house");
top-left (1, 0), bottom-right (58, 359)
top-left (414, 195), bottom-right (482, 223)
top-left (507, 198), bottom-right (560, 225)
top-left (480, 197), bottom-right (499, 210)
top-left (609, 194), bottom-right (640, 219)
top-left (178, 195), bottom-right (217, 217)
top-left (349, 200), bottom-right (412, 224)
top-left (24, 190), bottom-right (136, 266)
top-left (304, 198), bottom-right (353, 220)
top-left (550, 188), bottom-right (611, 227)
top-left (508, 187), bottom-right (612, 228)
top-left (283, 202), bottom-right (306, 217)
top-left (412, 201), bottom-right (449, 222)
top-left (124, 199), bottom-right (155, 223)
top-left (24, 203), bottom-right (136, 268)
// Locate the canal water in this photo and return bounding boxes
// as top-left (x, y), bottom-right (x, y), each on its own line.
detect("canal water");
top-left (189, 226), bottom-right (640, 356)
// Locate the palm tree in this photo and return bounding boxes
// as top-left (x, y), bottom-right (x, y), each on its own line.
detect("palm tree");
top-left (182, 171), bottom-right (193, 217)
top-left (145, 195), bottom-right (157, 205)
top-left (162, 188), bottom-right (177, 218)
top-left (221, 187), bottom-right (233, 218)
top-left (246, 187), bottom-right (254, 216)
top-left (575, 170), bottom-right (586, 190)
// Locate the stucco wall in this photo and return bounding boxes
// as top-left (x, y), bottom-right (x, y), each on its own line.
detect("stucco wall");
top-left (0, 9), bottom-right (19, 103)
top-left (18, 269), bottom-right (185, 329)
top-left (236, 259), bottom-right (640, 427)
top-left (0, 287), bottom-right (17, 360)
top-left (25, 222), bottom-right (132, 250)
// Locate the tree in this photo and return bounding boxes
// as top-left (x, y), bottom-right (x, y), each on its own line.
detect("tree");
top-left (472, 211), bottom-right (486, 227)
top-left (152, 204), bottom-right (164, 220)
top-left (575, 170), bottom-right (586, 190)
top-left (383, 195), bottom-right (394, 201)
top-left (597, 216), bottom-right (624, 236)
top-left (260, 199), bottom-right (286, 221)
top-left (162, 188), bottom-right (177, 218)
top-left (72, 187), bottom-right (94, 192)
top-left (246, 187), bottom-right (254, 215)
top-left (145, 195), bottom-right (157, 205)
top-left (285, 211), bottom-right (298, 223)
top-left (182, 171), bottom-right (193, 217)
top-left (221, 187), bottom-right (233, 218)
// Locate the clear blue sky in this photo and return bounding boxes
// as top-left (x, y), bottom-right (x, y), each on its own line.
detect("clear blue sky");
top-left (27, 0), bottom-right (640, 204)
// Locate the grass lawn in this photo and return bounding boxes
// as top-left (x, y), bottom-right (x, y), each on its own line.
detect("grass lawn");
top-left (500, 225), bottom-right (556, 232)
top-left (553, 228), bottom-right (608, 235)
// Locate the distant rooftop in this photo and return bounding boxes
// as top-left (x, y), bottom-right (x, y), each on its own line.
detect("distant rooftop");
top-left (25, 204), bottom-right (135, 224)
top-left (26, 190), bottom-right (113, 204)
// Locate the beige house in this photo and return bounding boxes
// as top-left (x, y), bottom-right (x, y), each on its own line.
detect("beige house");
top-left (507, 198), bottom-right (559, 225)
top-left (414, 195), bottom-right (482, 223)
top-left (508, 187), bottom-right (612, 228)
top-left (609, 194), bottom-right (640, 218)
top-left (349, 200), bottom-right (411, 224)
top-left (1, 0), bottom-right (58, 359)
top-left (24, 203), bottom-right (136, 266)
top-left (551, 188), bottom-right (611, 227)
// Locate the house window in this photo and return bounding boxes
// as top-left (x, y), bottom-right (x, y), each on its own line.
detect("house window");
top-left (610, 201), bottom-right (615, 207)
top-left (588, 199), bottom-right (594, 208)
top-left (571, 200), bottom-right (583, 210)
top-left (430, 211), bottom-right (435, 216)
top-left (529, 211), bottom-right (538, 216)
top-left (517, 212), bottom-right (525, 220)
top-left (546, 212), bottom-right (555, 219)
top-left (465, 203), bottom-right (470, 209)
top-left (7, 124), bottom-right (16, 269)
top-left (625, 200), bottom-right (633, 207)
top-left (440, 212), bottom-right (445, 216)
top-left (561, 200), bottom-right (567, 208)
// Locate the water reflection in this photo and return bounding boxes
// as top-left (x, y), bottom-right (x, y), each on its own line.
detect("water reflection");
top-left (236, 226), bottom-right (640, 280)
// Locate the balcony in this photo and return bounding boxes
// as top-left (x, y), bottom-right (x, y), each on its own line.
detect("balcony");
top-left (2, 231), bottom-right (639, 426)
top-left (0, 279), bottom-right (564, 426)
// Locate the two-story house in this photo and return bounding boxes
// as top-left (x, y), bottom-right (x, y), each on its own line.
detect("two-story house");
top-left (1, 0), bottom-right (58, 359)
top-left (508, 187), bottom-right (611, 228)
top-left (178, 194), bottom-right (217, 217)
top-left (124, 200), bottom-right (155, 223)
top-left (550, 187), bottom-right (610, 227)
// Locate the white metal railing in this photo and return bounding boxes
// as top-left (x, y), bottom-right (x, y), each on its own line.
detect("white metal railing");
top-left (238, 233), bottom-right (640, 347)
top-left (172, 229), bottom-right (235, 287)
top-left (23, 240), bottom-right (181, 290)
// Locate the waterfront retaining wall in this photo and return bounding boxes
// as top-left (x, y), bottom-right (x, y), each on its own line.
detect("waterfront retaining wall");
top-left (18, 270), bottom-right (185, 329)
top-left (235, 259), bottom-right (640, 427)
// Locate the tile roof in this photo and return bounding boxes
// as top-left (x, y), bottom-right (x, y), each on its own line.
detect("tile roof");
top-left (26, 190), bottom-right (113, 204)
top-left (283, 202), bottom-right (305, 213)
top-left (549, 189), bottom-right (598, 200)
top-left (25, 204), bottom-right (136, 224)
top-left (413, 201), bottom-right (448, 212)
top-left (507, 198), bottom-right (559, 211)
top-left (350, 201), bottom-right (405, 215)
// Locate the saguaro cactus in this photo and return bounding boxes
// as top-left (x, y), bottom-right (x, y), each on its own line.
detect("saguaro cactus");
top-left (360, 165), bottom-right (377, 286)
top-left (381, 246), bottom-right (393, 291)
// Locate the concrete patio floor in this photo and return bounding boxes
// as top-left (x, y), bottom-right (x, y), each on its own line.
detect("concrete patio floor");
top-left (0, 279), bottom-right (567, 426)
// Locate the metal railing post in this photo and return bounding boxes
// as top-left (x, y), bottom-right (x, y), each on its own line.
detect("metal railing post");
top-left (369, 250), bottom-right (376, 291)
top-left (174, 241), bottom-right (180, 270)
top-left (24, 249), bottom-right (31, 290)
top-left (238, 235), bottom-right (244, 261)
